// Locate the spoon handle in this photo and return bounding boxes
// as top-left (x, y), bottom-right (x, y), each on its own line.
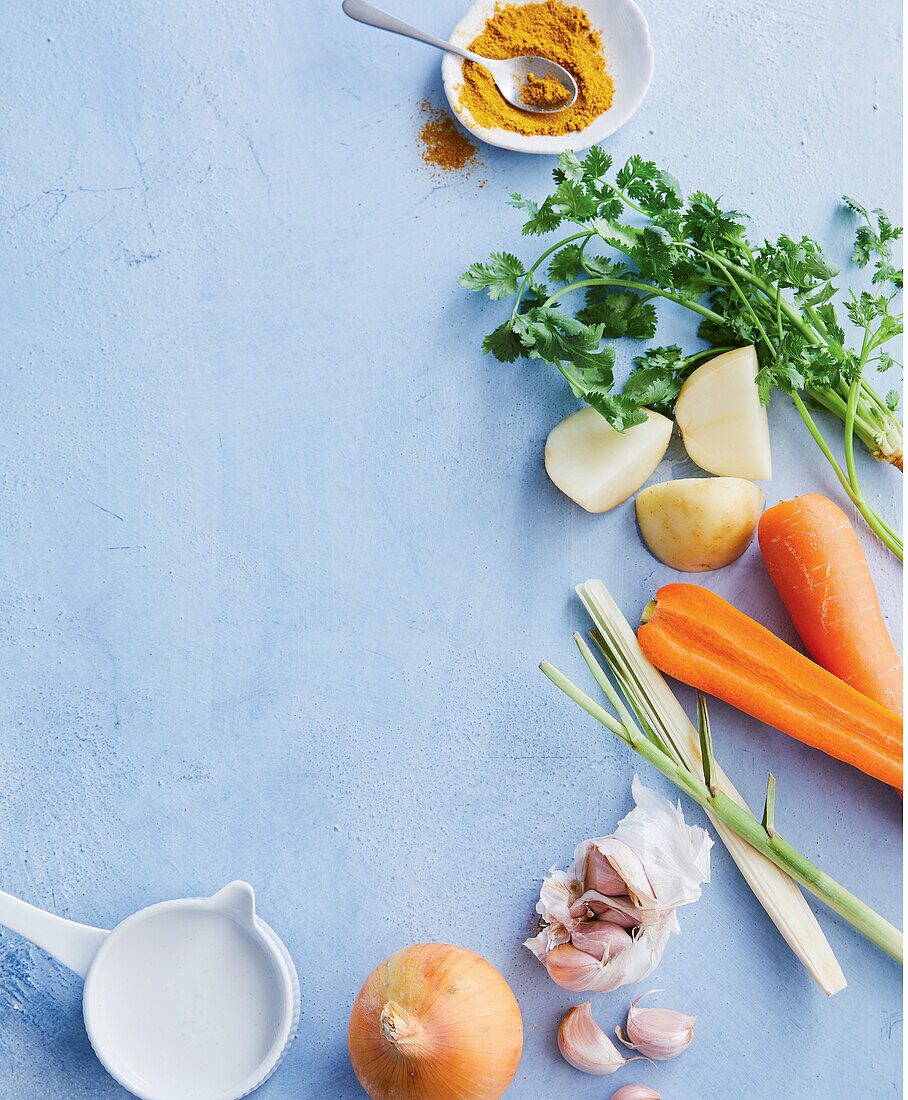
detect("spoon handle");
top-left (0, 887), bottom-right (108, 978)
top-left (342, 0), bottom-right (488, 66)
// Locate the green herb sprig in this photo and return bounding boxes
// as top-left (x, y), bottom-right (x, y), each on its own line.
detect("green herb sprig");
top-left (461, 150), bottom-right (903, 558)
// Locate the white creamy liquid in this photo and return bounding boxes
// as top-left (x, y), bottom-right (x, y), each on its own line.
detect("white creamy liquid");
top-left (85, 908), bottom-right (284, 1099)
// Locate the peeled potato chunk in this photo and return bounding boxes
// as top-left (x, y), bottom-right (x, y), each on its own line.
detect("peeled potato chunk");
top-left (636, 477), bottom-right (764, 571)
top-left (674, 346), bottom-right (772, 480)
top-left (544, 406), bottom-right (673, 513)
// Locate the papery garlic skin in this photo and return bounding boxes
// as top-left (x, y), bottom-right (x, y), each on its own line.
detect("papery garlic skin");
top-left (558, 1002), bottom-right (640, 1076)
top-left (608, 1086), bottom-right (662, 1100)
top-left (616, 991), bottom-right (696, 1060)
top-left (525, 778), bottom-right (712, 993)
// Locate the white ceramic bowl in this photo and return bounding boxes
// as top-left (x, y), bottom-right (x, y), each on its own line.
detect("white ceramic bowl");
top-left (441, 0), bottom-right (653, 155)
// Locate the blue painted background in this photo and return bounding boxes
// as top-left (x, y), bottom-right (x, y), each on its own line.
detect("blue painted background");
top-left (0, 0), bottom-right (902, 1096)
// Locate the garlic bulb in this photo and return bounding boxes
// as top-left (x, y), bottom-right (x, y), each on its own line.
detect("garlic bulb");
top-left (525, 778), bottom-right (712, 992)
top-left (348, 943), bottom-right (523, 1100)
top-left (558, 1002), bottom-right (644, 1075)
top-left (616, 991), bottom-right (695, 1060)
top-left (608, 1087), bottom-right (662, 1100)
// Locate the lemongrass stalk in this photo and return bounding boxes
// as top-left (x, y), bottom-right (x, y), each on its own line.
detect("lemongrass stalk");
top-left (540, 655), bottom-right (903, 964)
top-left (575, 580), bottom-right (848, 994)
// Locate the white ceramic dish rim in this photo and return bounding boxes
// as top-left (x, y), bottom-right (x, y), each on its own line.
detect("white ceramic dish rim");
top-left (441, 0), bottom-right (654, 155)
top-left (82, 894), bottom-right (300, 1100)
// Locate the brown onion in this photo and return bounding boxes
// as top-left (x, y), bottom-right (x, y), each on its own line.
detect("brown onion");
top-left (348, 943), bottom-right (523, 1100)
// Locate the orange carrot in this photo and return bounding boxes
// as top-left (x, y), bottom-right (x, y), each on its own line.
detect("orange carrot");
top-left (638, 583), bottom-right (903, 791)
top-left (758, 494), bottom-right (903, 716)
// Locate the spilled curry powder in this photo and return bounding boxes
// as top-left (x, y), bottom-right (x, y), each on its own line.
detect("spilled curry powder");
top-left (417, 98), bottom-right (478, 174)
top-left (457, 0), bottom-right (614, 136)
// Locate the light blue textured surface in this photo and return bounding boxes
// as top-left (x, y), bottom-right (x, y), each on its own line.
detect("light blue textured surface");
top-left (0, 1), bottom-right (902, 1096)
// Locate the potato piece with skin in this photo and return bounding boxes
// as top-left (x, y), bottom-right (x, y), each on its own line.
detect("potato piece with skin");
top-left (636, 477), bottom-right (764, 571)
top-left (674, 346), bottom-right (772, 481)
top-left (545, 407), bottom-right (673, 513)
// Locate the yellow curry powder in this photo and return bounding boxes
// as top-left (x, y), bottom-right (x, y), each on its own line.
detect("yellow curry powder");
top-left (457, 0), bottom-right (614, 136)
top-left (520, 72), bottom-right (572, 109)
top-left (416, 98), bottom-right (478, 174)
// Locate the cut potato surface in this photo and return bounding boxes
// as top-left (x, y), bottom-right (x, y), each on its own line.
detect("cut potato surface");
top-left (636, 477), bottom-right (764, 571)
top-left (675, 346), bottom-right (772, 481)
top-left (545, 406), bottom-right (673, 513)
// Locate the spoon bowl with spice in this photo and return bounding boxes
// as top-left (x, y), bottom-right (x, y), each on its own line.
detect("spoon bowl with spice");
top-left (342, 0), bottom-right (579, 113)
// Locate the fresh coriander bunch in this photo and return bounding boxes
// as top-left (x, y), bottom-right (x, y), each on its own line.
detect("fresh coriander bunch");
top-left (460, 149), bottom-right (903, 558)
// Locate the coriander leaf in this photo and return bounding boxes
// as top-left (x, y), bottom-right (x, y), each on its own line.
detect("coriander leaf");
top-left (657, 170), bottom-right (683, 209)
top-left (578, 291), bottom-right (657, 338)
top-left (482, 320), bottom-right (524, 362)
top-left (510, 193), bottom-right (563, 235)
top-left (682, 192), bottom-right (747, 252)
top-left (555, 151), bottom-right (584, 184)
top-left (762, 235), bottom-right (839, 292)
top-left (615, 154), bottom-right (661, 208)
top-left (844, 196), bottom-right (903, 287)
top-left (623, 345), bottom-right (690, 414)
top-left (754, 365), bottom-right (776, 403)
top-left (845, 292), bottom-right (902, 346)
top-left (548, 244), bottom-right (585, 284)
top-left (582, 146), bottom-right (612, 181)
top-left (591, 217), bottom-right (638, 256)
top-left (582, 254), bottom-right (630, 283)
top-left (517, 284), bottom-right (549, 312)
top-left (798, 280), bottom-right (837, 309)
top-left (632, 224), bottom-right (681, 283)
top-left (508, 192), bottom-right (536, 216)
top-left (615, 154), bottom-right (654, 191)
top-left (594, 194), bottom-right (625, 221)
top-left (584, 388), bottom-right (648, 430)
top-left (551, 180), bottom-right (599, 221)
top-left (459, 252), bottom-right (525, 299)
top-left (763, 355), bottom-right (805, 397)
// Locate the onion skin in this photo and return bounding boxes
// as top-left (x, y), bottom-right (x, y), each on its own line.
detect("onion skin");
top-left (348, 943), bottom-right (523, 1100)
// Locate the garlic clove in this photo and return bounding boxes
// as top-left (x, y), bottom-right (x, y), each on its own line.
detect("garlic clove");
top-left (584, 845), bottom-right (628, 895)
top-left (558, 1002), bottom-right (645, 1076)
top-left (543, 943), bottom-right (605, 991)
top-left (616, 990), bottom-right (696, 1060)
top-left (570, 920), bottom-right (633, 961)
top-left (608, 1086), bottom-right (662, 1100)
top-left (580, 893), bottom-right (640, 929)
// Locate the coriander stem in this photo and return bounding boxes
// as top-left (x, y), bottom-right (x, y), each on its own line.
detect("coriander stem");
top-left (844, 373), bottom-right (861, 501)
top-left (791, 393), bottom-right (903, 559)
top-left (542, 278), bottom-right (727, 326)
top-left (721, 260), bottom-right (828, 346)
top-left (510, 232), bottom-right (593, 321)
top-left (844, 327), bottom-right (874, 491)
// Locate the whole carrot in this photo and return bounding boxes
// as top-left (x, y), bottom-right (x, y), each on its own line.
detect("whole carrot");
top-left (638, 583), bottom-right (903, 791)
top-left (758, 494), bottom-right (903, 716)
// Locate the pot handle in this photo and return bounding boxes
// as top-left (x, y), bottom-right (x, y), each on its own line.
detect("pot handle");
top-left (0, 888), bottom-right (109, 979)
